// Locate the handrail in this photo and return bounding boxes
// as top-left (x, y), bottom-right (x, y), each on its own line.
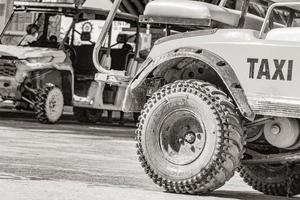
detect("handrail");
top-left (92, 0), bottom-right (123, 75)
top-left (0, 12), bottom-right (15, 41)
top-left (259, 2), bottom-right (300, 38)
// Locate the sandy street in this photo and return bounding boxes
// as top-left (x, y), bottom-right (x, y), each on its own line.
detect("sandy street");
top-left (0, 110), bottom-right (298, 200)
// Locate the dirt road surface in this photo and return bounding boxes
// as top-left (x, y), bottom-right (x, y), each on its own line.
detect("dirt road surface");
top-left (0, 110), bottom-right (299, 200)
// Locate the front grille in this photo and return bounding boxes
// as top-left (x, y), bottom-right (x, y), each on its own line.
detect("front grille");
top-left (0, 59), bottom-right (17, 77)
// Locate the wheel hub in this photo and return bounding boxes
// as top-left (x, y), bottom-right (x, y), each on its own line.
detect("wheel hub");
top-left (48, 94), bottom-right (59, 113)
top-left (183, 131), bottom-right (196, 144)
top-left (159, 110), bottom-right (206, 165)
top-left (45, 88), bottom-right (64, 122)
top-left (264, 117), bottom-right (300, 149)
top-left (49, 97), bottom-right (57, 110)
top-left (270, 124), bottom-right (281, 135)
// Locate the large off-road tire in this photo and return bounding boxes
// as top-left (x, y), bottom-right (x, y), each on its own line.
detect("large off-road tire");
top-left (35, 86), bottom-right (64, 124)
top-left (73, 107), bottom-right (102, 123)
top-left (136, 80), bottom-right (244, 194)
top-left (239, 163), bottom-right (300, 196)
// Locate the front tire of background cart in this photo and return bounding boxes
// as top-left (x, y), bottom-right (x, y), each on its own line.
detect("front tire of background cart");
top-left (35, 86), bottom-right (64, 124)
top-left (136, 80), bottom-right (244, 194)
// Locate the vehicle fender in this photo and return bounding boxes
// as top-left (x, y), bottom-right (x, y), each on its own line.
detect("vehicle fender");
top-left (28, 67), bottom-right (73, 105)
top-left (125, 47), bottom-right (255, 121)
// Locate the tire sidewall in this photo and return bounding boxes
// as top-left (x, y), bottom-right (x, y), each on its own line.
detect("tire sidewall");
top-left (141, 91), bottom-right (221, 180)
top-left (45, 87), bottom-right (64, 123)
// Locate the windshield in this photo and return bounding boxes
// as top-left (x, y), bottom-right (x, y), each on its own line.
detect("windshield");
top-left (1, 12), bottom-right (70, 47)
top-left (66, 19), bottom-right (131, 47)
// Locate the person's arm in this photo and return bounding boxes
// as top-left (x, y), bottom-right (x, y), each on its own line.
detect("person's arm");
top-left (20, 35), bottom-right (37, 46)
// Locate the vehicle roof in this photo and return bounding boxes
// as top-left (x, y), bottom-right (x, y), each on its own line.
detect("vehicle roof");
top-left (114, 0), bottom-right (300, 16)
top-left (13, 1), bottom-right (138, 22)
top-left (115, 0), bottom-right (300, 16)
top-left (117, 0), bottom-right (148, 16)
top-left (140, 0), bottom-right (268, 31)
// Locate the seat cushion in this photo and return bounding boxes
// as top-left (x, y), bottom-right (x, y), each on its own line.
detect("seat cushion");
top-left (266, 27), bottom-right (300, 42)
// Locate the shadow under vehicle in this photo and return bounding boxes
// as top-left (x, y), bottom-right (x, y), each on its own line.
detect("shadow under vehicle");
top-left (125, 0), bottom-right (300, 197)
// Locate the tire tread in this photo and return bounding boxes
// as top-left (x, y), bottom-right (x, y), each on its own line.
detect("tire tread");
top-left (136, 80), bottom-right (244, 194)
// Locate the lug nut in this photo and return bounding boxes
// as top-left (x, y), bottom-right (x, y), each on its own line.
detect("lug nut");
top-left (185, 132), bottom-right (196, 144)
top-left (178, 138), bottom-right (184, 144)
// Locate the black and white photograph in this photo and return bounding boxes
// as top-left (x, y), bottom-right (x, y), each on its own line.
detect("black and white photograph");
top-left (0, 0), bottom-right (300, 199)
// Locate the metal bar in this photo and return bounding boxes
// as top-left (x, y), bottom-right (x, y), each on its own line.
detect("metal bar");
top-left (165, 25), bottom-right (171, 36)
top-left (14, 8), bottom-right (75, 15)
top-left (13, 2), bottom-right (76, 8)
top-left (245, 117), bottom-right (274, 128)
top-left (92, 0), bottom-right (123, 74)
top-left (59, 13), bottom-right (79, 49)
top-left (268, 1), bottom-right (274, 30)
top-left (24, 85), bottom-right (37, 95)
top-left (287, 9), bottom-right (295, 27)
top-left (139, 15), bottom-right (211, 27)
top-left (119, 4), bottom-right (127, 13)
top-left (219, 0), bottom-right (228, 7)
top-left (134, 23), bottom-right (140, 58)
top-left (0, 11), bottom-right (15, 42)
top-left (259, 2), bottom-right (300, 38)
top-left (41, 14), bottom-right (50, 42)
top-left (242, 149), bottom-right (300, 164)
top-left (21, 96), bottom-right (35, 106)
top-left (123, 0), bottom-right (138, 16)
top-left (237, 0), bottom-right (250, 28)
top-left (106, 26), bottom-right (112, 70)
top-left (131, 0), bottom-right (144, 14)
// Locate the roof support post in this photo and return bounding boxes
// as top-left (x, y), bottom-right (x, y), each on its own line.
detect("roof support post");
top-left (0, 11), bottom-right (15, 41)
top-left (92, 0), bottom-right (123, 74)
top-left (237, 0), bottom-right (250, 28)
top-left (219, 0), bottom-right (228, 7)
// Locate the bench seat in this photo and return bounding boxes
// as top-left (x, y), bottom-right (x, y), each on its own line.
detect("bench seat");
top-left (266, 27), bottom-right (300, 42)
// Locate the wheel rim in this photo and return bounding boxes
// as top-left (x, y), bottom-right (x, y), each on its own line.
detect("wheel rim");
top-left (159, 109), bottom-right (206, 165)
top-left (46, 88), bottom-right (64, 122)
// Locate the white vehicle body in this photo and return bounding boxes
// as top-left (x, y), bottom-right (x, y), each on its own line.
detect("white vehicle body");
top-left (125, 1), bottom-right (300, 121)
top-left (133, 1), bottom-right (300, 197)
top-left (141, 29), bottom-right (300, 118)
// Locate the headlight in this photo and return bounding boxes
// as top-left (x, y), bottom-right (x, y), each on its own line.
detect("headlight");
top-left (26, 56), bottom-right (54, 64)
